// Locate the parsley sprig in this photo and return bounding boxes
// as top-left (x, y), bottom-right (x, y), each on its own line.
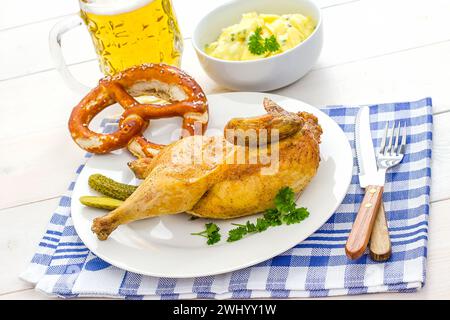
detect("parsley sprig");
top-left (264, 35), bottom-right (281, 53)
top-left (227, 218), bottom-right (270, 242)
top-left (227, 187), bottom-right (309, 242)
top-left (191, 223), bottom-right (221, 245)
top-left (191, 187), bottom-right (309, 245)
top-left (248, 27), bottom-right (281, 56)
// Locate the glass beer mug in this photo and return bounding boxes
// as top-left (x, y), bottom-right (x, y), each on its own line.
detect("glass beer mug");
top-left (49, 0), bottom-right (183, 93)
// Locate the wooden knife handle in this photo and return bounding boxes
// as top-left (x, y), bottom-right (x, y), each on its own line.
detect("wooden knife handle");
top-left (369, 202), bottom-right (392, 261)
top-left (345, 185), bottom-right (383, 260)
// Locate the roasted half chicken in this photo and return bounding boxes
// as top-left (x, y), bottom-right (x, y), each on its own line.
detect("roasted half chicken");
top-left (92, 98), bottom-right (322, 240)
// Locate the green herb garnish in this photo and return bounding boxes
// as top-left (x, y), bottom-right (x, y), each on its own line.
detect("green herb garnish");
top-left (191, 187), bottom-right (309, 245)
top-left (227, 224), bottom-right (248, 242)
top-left (248, 27), bottom-right (281, 55)
top-left (263, 208), bottom-right (283, 226)
top-left (226, 187), bottom-right (309, 242)
top-left (248, 27), bottom-right (266, 55)
top-left (191, 223), bottom-right (221, 245)
top-left (283, 207), bottom-right (309, 225)
top-left (264, 35), bottom-right (280, 52)
top-left (274, 186), bottom-right (296, 214)
top-left (255, 217), bottom-right (270, 232)
top-left (274, 187), bottom-right (309, 225)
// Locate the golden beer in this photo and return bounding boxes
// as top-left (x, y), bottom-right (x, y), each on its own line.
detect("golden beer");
top-left (79, 0), bottom-right (183, 75)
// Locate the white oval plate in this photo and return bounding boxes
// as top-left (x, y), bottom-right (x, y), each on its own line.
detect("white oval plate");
top-left (71, 92), bottom-right (353, 278)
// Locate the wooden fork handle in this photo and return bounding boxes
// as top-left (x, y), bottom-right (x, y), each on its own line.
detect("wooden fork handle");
top-left (345, 185), bottom-right (384, 260)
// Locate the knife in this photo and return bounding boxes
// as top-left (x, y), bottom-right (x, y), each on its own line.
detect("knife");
top-left (345, 106), bottom-right (385, 260)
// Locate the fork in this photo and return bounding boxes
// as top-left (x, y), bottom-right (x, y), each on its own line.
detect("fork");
top-left (377, 121), bottom-right (407, 174)
top-left (368, 122), bottom-right (406, 261)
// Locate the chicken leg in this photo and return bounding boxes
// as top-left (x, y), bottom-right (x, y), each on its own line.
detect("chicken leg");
top-left (92, 98), bottom-right (322, 240)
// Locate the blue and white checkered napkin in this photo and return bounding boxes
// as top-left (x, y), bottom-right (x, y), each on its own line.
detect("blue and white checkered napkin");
top-left (21, 98), bottom-right (432, 299)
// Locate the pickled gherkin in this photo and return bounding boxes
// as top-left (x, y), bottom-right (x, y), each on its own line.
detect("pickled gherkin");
top-left (88, 174), bottom-right (138, 200)
top-left (80, 196), bottom-right (123, 210)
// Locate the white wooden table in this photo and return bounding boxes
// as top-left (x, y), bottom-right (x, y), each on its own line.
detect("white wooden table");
top-left (1, 0), bottom-right (450, 300)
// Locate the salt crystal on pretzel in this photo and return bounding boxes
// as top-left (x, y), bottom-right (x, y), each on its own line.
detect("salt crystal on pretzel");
top-left (68, 63), bottom-right (209, 157)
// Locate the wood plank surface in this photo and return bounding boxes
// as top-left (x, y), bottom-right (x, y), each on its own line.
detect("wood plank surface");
top-left (1, 0), bottom-right (449, 299)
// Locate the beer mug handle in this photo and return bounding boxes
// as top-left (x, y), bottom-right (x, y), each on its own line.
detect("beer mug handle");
top-left (49, 15), bottom-right (91, 94)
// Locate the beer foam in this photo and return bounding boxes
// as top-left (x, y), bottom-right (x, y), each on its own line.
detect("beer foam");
top-left (80, 0), bottom-right (155, 16)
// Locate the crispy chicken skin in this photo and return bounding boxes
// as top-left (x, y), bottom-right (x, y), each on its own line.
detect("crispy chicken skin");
top-left (92, 99), bottom-right (322, 240)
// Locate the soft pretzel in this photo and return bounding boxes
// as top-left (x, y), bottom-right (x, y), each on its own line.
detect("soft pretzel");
top-left (68, 64), bottom-right (209, 157)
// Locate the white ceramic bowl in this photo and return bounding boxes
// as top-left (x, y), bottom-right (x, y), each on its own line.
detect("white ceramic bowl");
top-left (192, 0), bottom-right (323, 92)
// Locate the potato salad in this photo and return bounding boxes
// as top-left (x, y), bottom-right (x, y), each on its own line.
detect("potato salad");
top-left (205, 12), bottom-right (316, 61)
